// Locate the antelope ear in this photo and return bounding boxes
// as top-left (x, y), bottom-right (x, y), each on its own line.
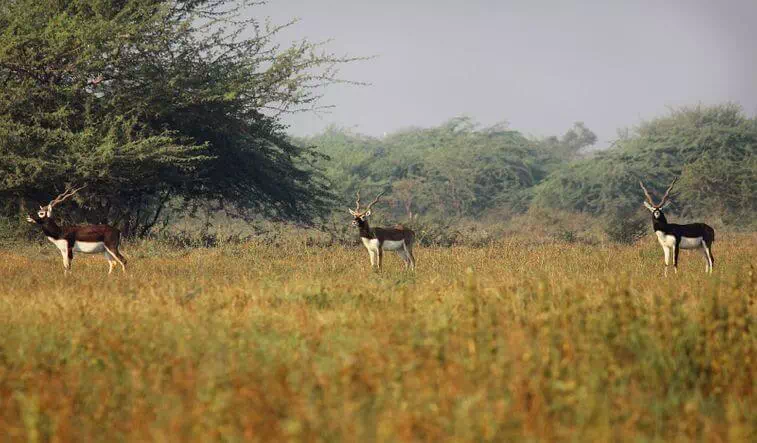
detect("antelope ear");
top-left (661, 200), bottom-right (672, 209)
top-left (363, 210), bottom-right (371, 218)
top-left (348, 209), bottom-right (358, 216)
top-left (643, 201), bottom-right (655, 211)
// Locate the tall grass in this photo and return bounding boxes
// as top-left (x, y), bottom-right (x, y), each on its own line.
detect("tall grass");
top-left (0, 233), bottom-right (755, 441)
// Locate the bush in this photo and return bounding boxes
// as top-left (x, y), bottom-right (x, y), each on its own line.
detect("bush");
top-left (603, 210), bottom-right (648, 244)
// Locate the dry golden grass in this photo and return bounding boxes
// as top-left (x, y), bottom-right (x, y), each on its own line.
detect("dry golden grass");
top-left (0, 233), bottom-right (755, 441)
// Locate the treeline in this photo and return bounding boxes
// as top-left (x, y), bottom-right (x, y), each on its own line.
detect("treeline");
top-left (0, 2), bottom-right (754, 244)
top-left (304, 118), bottom-right (597, 220)
top-left (534, 104), bottom-right (757, 225)
top-left (304, 104), bottom-right (757, 239)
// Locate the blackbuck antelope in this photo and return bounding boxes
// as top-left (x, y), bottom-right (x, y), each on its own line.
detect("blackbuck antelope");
top-left (640, 177), bottom-right (715, 276)
top-left (349, 191), bottom-right (416, 270)
top-left (26, 186), bottom-right (127, 275)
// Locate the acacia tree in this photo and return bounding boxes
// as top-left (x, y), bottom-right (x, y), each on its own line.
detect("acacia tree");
top-left (0, 0), bottom-right (354, 236)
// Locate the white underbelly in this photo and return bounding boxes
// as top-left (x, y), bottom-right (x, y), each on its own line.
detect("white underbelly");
top-left (361, 237), bottom-right (405, 251)
top-left (381, 240), bottom-right (405, 251)
top-left (73, 241), bottom-right (106, 253)
top-left (655, 232), bottom-right (703, 249)
top-left (678, 237), bottom-right (703, 249)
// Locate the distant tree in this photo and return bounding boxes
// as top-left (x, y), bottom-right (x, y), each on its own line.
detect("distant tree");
top-left (0, 0), bottom-right (353, 236)
top-left (305, 117), bottom-right (550, 221)
top-left (560, 122), bottom-right (597, 153)
top-left (390, 178), bottom-right (423, 221)
top-left (533, 104), bottom-right (757, 227)
top-left (540, 122), bottom-right (597, 162)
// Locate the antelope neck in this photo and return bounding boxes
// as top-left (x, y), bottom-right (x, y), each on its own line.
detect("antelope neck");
top-left (652, 212), bottom-right (668, 232)
top-left (358, 221), bottom-right (375, 239)
top-left (39, 219), bottom-right (63, 239)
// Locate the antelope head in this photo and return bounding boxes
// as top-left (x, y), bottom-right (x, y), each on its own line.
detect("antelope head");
top-left (349, 190), bottom-right (385, 226)
top-left (640, 177), bottom-right (677, 220)
top-left (27, 185), bottom-right (86, 224)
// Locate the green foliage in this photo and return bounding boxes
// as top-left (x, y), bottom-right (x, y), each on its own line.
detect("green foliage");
top-left (677, 155), bottom-right (757, 227)
top-left (534, 104), bottom-right (757, 228)
top-left (0, 0), bottom-right (348, 236)
top-left (305, 117), bottom-right (578, 223)
top-left (308, 105), bottom-right (754, 241)
top-left (539, 121), bottom-right (598, 164)
top-left (602, 208), bottom-right (648, 244)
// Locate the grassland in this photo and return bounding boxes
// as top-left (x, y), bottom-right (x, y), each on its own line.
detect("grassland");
top-left (0, 233), bottom-right (755, 441)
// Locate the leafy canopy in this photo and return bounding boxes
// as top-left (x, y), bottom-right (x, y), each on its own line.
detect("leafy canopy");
top-left (534, 104), bottom-right (757, 226)
top-left (304, 117), bottom-right (582, 222)
top-left (0, 0), bottom-right (352, 236)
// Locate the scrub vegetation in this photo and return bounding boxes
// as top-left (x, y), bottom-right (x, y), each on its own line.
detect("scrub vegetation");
top-left (0, 233), bottom-right (754, 441)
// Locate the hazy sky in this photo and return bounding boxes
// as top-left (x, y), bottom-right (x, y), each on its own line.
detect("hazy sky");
top-left (255, 0), bottom-right (757, 145)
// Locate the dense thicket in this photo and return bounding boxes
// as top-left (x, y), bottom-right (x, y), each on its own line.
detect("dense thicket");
top-left (0, 0), bottom-right (347, 236)
top-left (305, 118), bottom-right (595, 221)
top-left (533, 104), bottom-right (757, 227)
top-left (307, 104), bottom-right (756, 237)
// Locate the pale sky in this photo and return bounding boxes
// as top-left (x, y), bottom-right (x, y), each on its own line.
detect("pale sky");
top-left (254, 0), bottom-right (757, 146)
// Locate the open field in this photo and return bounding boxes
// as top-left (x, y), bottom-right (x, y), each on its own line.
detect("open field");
top-left (0, 234), bottom-right (755, 441)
